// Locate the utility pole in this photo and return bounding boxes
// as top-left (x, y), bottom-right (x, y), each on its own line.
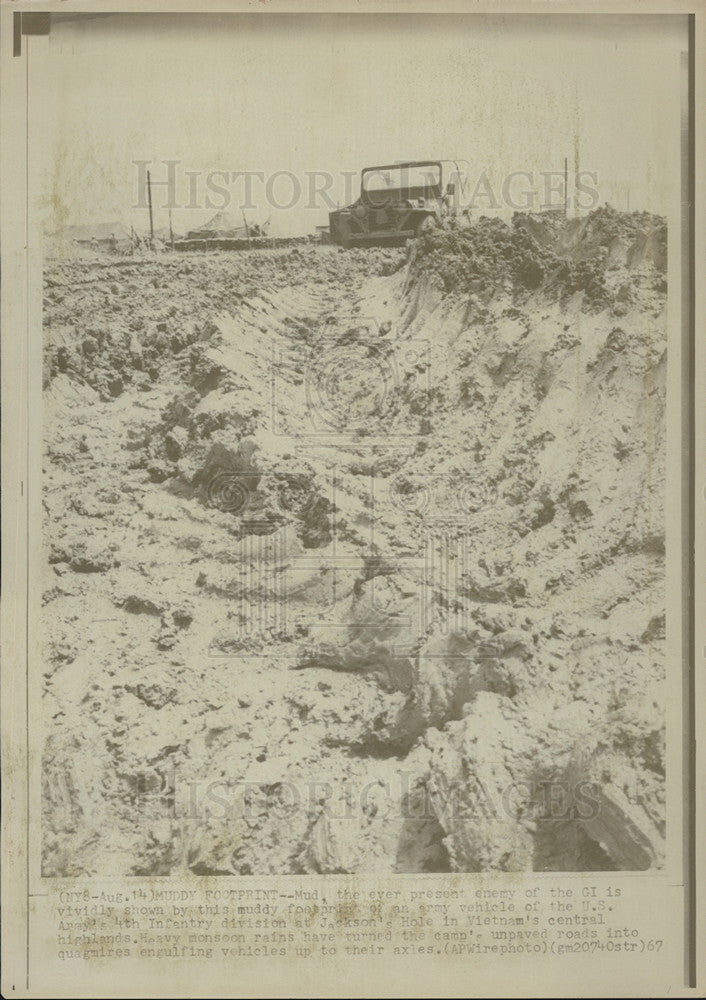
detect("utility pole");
top-left (147, 169), bottom-right (154, 246)
top-left (564, 157), bottom-right (568, 216)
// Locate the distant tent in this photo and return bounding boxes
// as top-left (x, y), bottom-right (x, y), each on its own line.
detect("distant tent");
top-left (185, 211), bottom-right (269, 240)
top-left (186, 211), bottom-right (244, 240)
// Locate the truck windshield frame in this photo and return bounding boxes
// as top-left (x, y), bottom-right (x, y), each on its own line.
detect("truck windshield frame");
top-left (360, 161), bottom-right (442, 197)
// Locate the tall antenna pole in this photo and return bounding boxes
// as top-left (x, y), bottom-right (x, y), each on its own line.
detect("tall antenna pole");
top-left (147, 169), bottom-right (154, 246)
top-left (564, 157), bottom-right (568, 216)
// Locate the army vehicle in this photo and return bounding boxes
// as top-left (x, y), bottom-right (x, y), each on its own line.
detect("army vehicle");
top-left (328, 160), bottom-right (459, 248)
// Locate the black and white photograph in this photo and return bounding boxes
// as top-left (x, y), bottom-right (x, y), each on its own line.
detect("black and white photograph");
top-left (5, 2), bottom-right (705, 995)
top-left (35, 10), bottom-right (679, 882)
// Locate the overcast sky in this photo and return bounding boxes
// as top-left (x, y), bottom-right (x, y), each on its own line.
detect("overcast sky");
top-left (30, 12), bottom-right (686, 237)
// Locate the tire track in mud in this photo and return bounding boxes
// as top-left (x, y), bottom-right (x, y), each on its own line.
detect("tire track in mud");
top-left (43, 248), bottom-right (446, 877)
top-left (42, 215), bottom-right (667, 875)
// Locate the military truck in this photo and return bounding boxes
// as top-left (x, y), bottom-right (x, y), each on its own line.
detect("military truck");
top-left (328, 160), bottom-right (459, 248)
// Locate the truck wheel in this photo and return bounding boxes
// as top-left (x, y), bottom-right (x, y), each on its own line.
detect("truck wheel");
top-left (337, 221), bottom-right (353, 249)
top-left (416, 215), bottom-right (437, 237)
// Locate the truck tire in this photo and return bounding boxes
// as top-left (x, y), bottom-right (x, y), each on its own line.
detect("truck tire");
top-left (337, 220), bottom-right (353, 249)
top-left (416, 215), bottom-right (437, 237)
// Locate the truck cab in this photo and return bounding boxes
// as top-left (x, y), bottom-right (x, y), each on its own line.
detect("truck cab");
top-left (329, 160), bottom-right (459, 248)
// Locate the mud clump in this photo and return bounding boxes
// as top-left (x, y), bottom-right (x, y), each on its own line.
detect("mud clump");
top-left (43, 247), bottom-right (404, 400)
top-left (411, 206), bottom-right (666, 309)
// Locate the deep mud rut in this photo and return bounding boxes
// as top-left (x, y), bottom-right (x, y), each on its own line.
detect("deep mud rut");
top-left (42, 210), bottom-right (667, 876)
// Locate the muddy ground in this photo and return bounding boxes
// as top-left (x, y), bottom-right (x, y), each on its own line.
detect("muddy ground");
top-left (42, 207), bottom-right (667, 875)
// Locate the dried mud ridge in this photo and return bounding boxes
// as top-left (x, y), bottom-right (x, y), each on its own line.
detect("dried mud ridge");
top-left (43, 207), bottom-right (666, 875)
